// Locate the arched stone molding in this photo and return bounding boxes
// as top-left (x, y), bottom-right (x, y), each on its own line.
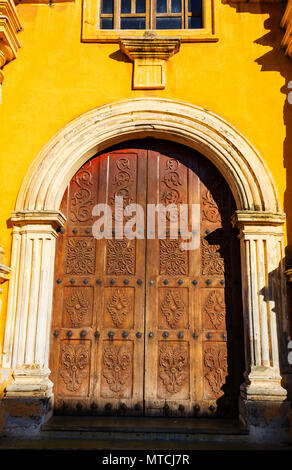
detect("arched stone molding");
top-left (2, 98), bottom-right (290, 434)
top-left (16, 99), bottom-right (279, 213)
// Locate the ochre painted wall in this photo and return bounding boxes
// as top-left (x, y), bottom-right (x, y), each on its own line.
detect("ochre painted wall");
top-left (1, 0), bottom-right (292, 351)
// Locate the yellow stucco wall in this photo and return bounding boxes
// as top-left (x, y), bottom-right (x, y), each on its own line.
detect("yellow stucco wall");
top-left (1, 0), bottom-right (292, 351)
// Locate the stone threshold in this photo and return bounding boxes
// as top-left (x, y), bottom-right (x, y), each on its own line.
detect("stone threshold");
top-left (42, 416), bottom-right (248, 436)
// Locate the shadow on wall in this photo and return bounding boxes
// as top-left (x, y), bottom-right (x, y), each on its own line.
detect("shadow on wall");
top-left (223, 0), bottom-right (292, 368)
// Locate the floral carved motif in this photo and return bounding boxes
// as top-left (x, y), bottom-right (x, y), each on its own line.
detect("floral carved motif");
top-left (110, 158), bottom-right (134, 210)
top-left (160, 290), bottom-right (186, 329)
top-left (70, 165), bottom-right (94, 223)
top-left (107, 289), bottom-right (130, 328)
top-left (160, 158), bottom-right (182, 219)
top-left (159, 240), bottom-right (188, 275)
top-left (60, 344), bottom-right (89, 392)
top-left (202, 189), bottom-right (221, 223)
top-left (159, 345), bottom-right (188, 394)
top-left (103, 344), bottom-right (132, 393)
top-left (201, 239), bottom-right (224, 276)
top-left (65, 238), bottom-right (95, 275)
top-left (204, 347), bottom-right (227, 397)
top-left (204, 290), bottom-right (225, 329)
top-left (65, 289), bottom-right (90, 327)
top-left (106, 240), bottom-right (135, 275)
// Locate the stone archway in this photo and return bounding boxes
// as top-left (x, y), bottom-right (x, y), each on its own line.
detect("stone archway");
top-left (2, 98), bottom-right (290, 436)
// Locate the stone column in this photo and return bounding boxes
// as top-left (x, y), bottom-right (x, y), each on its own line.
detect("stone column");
top-left (2, 211), bottom-right (65, 399)
top-left (232, 211), bottom-right (290, 435)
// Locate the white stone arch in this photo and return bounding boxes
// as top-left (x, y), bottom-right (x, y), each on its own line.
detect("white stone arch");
top-left (16, 98), bottom-right (279, 213)
top-left (2, 98), bottom-right (289, 432)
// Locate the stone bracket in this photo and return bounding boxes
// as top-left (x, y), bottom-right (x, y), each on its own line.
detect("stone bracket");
top-left (119, 35), bottom-right (181, 90)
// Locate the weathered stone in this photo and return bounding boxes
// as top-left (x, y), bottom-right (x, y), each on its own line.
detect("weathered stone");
top-left (239, 398), bottom-right (291, 443)
top-left (0, 397), bottom-right (53, 437)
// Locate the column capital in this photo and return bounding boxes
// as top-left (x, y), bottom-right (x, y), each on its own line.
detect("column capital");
top-left (232, 210), bottom-right (286, 228)
top-left (11, 210), bottom-right (66, 230)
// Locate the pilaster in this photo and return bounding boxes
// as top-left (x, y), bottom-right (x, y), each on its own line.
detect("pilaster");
top-left (232, 211), bottom-right (290, 433)
top-left (3, 210), bottom-right (66, 398)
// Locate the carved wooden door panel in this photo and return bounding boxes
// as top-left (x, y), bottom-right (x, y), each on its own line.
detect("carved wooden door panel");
top-left (50, 149), bottom-right (147, 416)
top-left (145, 149), bottom-right (198, 416)
top-left (144, 145), bottom-right (243, 417)
top-left (50, 141), bottom-right (243, 418)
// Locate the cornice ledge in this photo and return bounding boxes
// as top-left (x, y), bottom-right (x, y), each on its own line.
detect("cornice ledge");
top-left (119, 34), bottom-right (181, 90)
top-left (0, 1), bottom-right (22, 86)
top-left (232, 210), bottom-right (286, 227)
top-left (11, 210), bottom-right (67, 229)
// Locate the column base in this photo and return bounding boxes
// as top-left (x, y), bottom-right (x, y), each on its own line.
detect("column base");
top-left (5, 366), bottom-right (53, 398)
top-left (239, 367), bottom-right (290, 442)
top-left (0, 366), bottom-right (53, 436)
top-left (241, 366), bottom-right (288, 401)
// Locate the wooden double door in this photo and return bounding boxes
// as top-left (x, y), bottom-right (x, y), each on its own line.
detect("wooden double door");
top-left (50, 141), bottom-right (244, 418)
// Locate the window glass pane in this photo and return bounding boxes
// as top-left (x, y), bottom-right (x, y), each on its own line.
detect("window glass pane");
top-left (101, 0), bottom-right (114, 14)
top-left (171, 0), bottom-right (181, 13)
top-left (188, 0), bottom-right (202, 13)
top-left (156, 0), bottom-right (167, 13)
top-left (121, 17), bottom-right (146, 29)
top-left (156, 17), bottom-right (182, 29)
top-left (188, 16), bottom-right (202, 28)
top-left (101, 17), bottom-right (114, 29)
top-left (136, 0), bottom-right (146, 13)
top-left (121, 0), bottom-right (131, 13)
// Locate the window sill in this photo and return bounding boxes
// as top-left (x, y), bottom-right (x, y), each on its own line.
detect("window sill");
top-left (82, 27), bottom-right (218, 43)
